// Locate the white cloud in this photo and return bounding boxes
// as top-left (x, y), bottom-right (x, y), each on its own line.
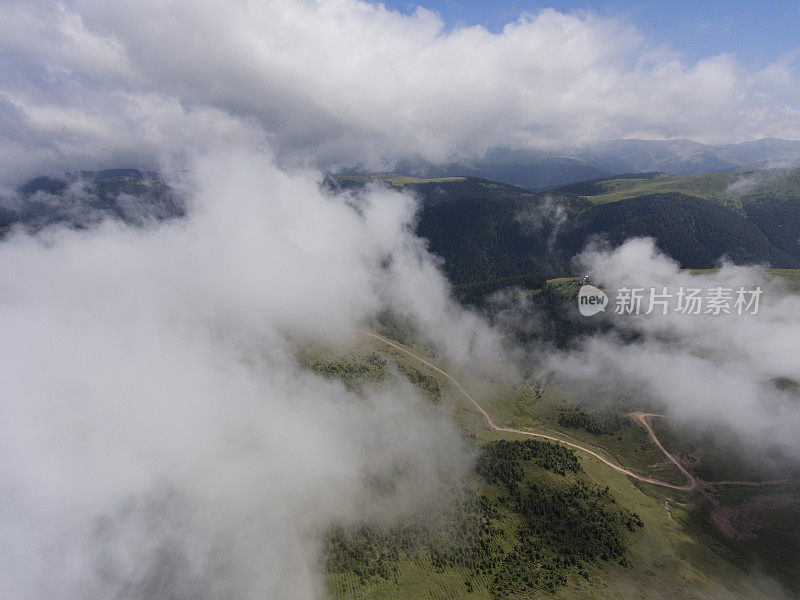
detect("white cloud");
top-left (544, 238), bottom-right (800, 457)
top-left (1, 1), bottom-right (799, 187)
top-left (0, 149), bottom-right (501, 598)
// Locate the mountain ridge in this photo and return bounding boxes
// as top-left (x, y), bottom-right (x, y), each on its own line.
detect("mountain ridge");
top-left (393, 137), bottom-right (800, 190)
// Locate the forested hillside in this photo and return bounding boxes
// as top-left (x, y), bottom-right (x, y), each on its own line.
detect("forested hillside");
top-left (5, 168), bottom-right (800, 288)
top-left (563, 193), bottom-right (795, 268)
top-left (0, 169), bottom-right (183, 232)
top-left (411, 178), bottom-right (800, 285)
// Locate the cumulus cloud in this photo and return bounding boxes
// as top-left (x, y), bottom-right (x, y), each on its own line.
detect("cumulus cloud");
top-left (543, 238), bottom-right (800, 459)
top-left (0, 148), bottom-right (508, 599)
top-left (1, 1), bottom-right (800, 187)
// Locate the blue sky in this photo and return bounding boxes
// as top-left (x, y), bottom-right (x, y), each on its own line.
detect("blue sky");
top-left (379, 0), bottom-right (800, 68)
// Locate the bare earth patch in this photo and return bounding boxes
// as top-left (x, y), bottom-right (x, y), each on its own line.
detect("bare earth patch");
top-left (712, 496), bottom-right (798, 540)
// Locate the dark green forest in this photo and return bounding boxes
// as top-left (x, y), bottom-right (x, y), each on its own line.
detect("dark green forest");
top-left (326, 439), bottom-right (642, 597)
top-left (415, 186), bottom-right (799, 287)
top-left (565, 193), bottom-right (795, 267)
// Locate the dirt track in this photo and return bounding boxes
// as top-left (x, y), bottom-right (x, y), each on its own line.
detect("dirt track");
top-left (358, 330), bottom-right (698, 492)
top-left (627, 411), bottom-right (698, 491)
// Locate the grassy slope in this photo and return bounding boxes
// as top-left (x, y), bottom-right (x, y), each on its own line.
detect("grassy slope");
top-left (313, 335), bottom-right (793, 599)
top-left (569, 169), bottom-right (800, 212)
top-left (580, 173), bottom-right (739, 206)
top-left (333, 173), bottom-right (469, 186)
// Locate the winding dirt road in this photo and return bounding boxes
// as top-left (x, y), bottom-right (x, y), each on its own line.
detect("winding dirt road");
top-left (358, 329), bottom-right (698, 492)
top-left (628, 412), bottom-right (698, 491)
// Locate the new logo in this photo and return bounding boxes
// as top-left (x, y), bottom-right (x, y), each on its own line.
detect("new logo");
top-left (577, 285), bottom-right (608, 316)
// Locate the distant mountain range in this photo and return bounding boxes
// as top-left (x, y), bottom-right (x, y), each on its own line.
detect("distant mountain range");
top-left (393, 138), bottom-right (800, 190)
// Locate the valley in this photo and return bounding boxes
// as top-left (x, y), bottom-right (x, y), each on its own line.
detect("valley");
top-left (303, 329), bottom-right (799, 599)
